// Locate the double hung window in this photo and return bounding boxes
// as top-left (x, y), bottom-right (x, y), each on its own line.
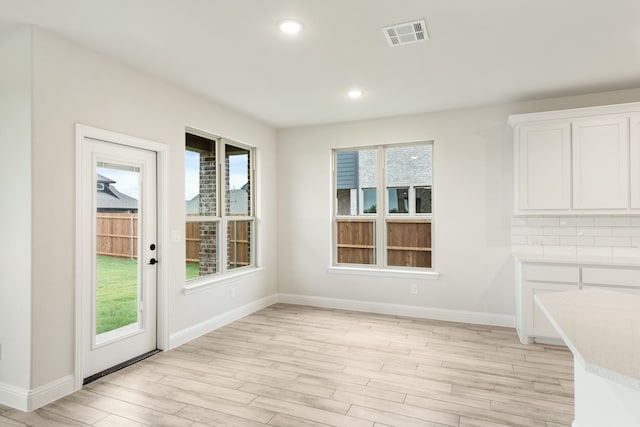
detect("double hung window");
top-left (185, 130), bottom-right (255, 281)
top-left (333, 142), bottom-right (433, 269)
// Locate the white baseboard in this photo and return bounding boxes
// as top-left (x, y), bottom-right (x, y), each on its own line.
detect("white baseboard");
top-left (29, 375), bottom-right (75, 411)
top-left (0, 375), bottom-right (74, 412)
top-left (169, 294), bottom-right (278, 349)
top-left (0, 381), bottom-right (29, 412)
top-left (277, 293), bottom-right (515, 328)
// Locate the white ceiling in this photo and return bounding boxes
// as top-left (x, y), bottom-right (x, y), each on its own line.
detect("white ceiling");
top-left (2, 0), bottom-right (640, 128)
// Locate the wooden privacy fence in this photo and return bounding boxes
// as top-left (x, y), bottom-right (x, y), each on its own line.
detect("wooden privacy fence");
top-left (96, 213), bottom-right (139, 259)
top-left (228, 219), bottom-right (251, 268)
top-left (186, 219), bottom-right (251, 267)
top-left (98, 213), bottom-right (251, 266)
top-left (336, 219), bottom-right (432, 268)
top-left (185, 221), bottom-right (200, 263)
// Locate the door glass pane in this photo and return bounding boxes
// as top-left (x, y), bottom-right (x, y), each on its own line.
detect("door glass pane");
top-left (95, 163), bottom-right (141, 337)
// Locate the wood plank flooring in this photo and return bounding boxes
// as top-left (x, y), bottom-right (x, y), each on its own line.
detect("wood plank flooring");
top-left (0, 304), bottom-right (574, 427)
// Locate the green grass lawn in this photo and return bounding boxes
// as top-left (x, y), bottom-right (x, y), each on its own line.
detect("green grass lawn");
top-left (96, 257), bottom-right (202, 334)
top-left (186, 262), bottom-right (200, 280)
top-left (96, 256), bottom-right (139, 334)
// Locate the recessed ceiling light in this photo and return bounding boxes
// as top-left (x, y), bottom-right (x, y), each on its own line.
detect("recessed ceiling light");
top-left (279, 20), bottom-right (303, 34)
top-left (347, 89), bottom-right (363, 99)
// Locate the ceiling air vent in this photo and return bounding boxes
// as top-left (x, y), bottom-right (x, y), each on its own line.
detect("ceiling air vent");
top-left (383, 19), bottom-right (428, 47)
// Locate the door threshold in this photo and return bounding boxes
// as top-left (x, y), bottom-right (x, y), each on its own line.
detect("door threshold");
top-left (83, 349), bottom-right (161, 385)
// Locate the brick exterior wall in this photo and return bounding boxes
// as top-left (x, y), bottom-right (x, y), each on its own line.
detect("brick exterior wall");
top-left (339, 144), bottom-right (432, 215)
top-left (198, 151), bottom-right (217, 275)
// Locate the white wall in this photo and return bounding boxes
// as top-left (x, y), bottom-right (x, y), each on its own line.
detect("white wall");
top-left (28, 28), bottom-right (277, 389)
top-left (0, 25), bottom-right (32, 392)
top-left (7, 20), bottom-right (640, 406)
top-left (276, 88), bottom-right (640, 322)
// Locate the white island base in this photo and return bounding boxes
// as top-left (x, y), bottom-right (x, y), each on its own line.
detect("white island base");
top-left (535, 289), bottom-right (640, 427)
top-left (573, 360), bottom-right (640, 427)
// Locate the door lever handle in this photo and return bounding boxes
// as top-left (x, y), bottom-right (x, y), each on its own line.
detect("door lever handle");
top-left (148, 258), bottom-right (158, 265)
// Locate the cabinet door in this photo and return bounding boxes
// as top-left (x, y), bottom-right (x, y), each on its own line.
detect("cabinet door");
top-left (630, 115), bottom-right (640, 208)
top-left (525, 281), bottom-right (576, 339)
top-left (582, 285), bottom-right (640, 295)
top-left (517, 122), bottom-right (571, 210)
top-left (572, 117), bottom-right (629, 209)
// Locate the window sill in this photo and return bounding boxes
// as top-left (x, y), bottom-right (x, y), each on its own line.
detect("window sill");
top-left (183, 267), bottom-right (264, 295)
top-left (327, 266), bottom-right (440, 280)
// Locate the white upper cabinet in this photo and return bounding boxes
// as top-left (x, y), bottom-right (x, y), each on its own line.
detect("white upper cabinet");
top-left (630, 114), bottom-right (640, 209)
top-left (572, 117), bottom-right (628, 209)
top-left (517, 122), bottom-right (571, 211)
top-left (509, 102), bottom-right (640, 215)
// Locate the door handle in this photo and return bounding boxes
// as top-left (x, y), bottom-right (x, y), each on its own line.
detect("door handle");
top-left (148, 258), bottom-right (158, 265)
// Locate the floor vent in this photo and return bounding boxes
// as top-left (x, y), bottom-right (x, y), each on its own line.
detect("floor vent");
top-left (383, 19), bottom-right (428, 46)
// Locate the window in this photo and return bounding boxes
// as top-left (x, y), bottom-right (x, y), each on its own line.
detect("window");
top-left (333, 142), bottom-right (433, 269)
top-left (185, 130), bottom-right (255, 281)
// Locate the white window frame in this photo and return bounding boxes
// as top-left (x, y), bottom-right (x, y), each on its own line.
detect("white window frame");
top-left (184, 128), bottom-right (257, 292)
top-left (331, 142), bottom-right (437, 276)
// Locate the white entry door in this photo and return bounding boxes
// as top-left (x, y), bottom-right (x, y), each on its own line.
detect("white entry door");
top-left (79, 137), bottom-right (158, 380)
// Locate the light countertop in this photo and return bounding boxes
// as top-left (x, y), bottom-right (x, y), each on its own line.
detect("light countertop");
top-left (513, 253), bottom-right (640, 267)
top-left (535, 289), bottom-right (640, 391)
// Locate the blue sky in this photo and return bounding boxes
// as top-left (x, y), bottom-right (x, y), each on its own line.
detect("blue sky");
top-left (97, 152), bottom-right (248, 201)
top-left (185, 151), bottom-right (248, 201)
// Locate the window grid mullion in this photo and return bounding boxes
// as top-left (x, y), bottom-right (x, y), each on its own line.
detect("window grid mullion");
top-left (377, 146), bottom-right (385, 269)
top-left (219, 141), bottom-right (227, 275)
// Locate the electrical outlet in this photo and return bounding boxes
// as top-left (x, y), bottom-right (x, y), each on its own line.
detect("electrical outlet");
top-left (411, 284), bottom-right (418, 295)
top-left (230, 287), bottom-right (237, 299)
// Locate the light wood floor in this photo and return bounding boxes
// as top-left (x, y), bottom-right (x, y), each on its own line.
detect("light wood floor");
top-left (0, 304), bottom-right (574, 427)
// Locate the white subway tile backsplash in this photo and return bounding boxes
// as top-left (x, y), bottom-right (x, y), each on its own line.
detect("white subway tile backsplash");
top-left (528, 235), bottom-right (559, 246)
top-left (512, 216), bottom-right (640, 258)
top-left (577, 246), bottom-right (613, 257)
top-left (594, 216), bottom-right (631, 227)
top-left (611, 227), bottom-right (640, 237)
top-left (593, 236), bottom-right (632, 247)
top-left (512, 226), bottom-right (543, 236)
top-left (559, 236), bottom-right (594, 246)
top-left (543, 227), bottom-right (577, 236)
top-left (527, 217), bottom-right (559, 227)
top-left (511, 244), bottom-right (544, 255)
top-left (612, 247), bottom-right (640, 257)
top-left (543, 245), bottom-right (577, 256)
top-left (559, 216), bottom-right (594, 227)
top-left (577, 227), bottom-right (612, 236)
